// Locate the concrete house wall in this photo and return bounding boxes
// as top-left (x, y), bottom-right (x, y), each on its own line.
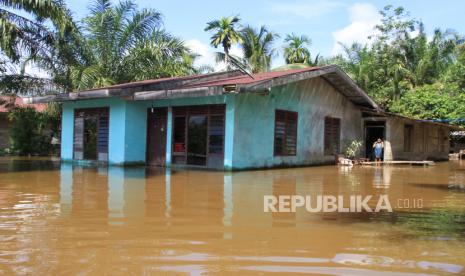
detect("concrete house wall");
top-left (385, 117), bottom-right (450, 161)
top-left (61, 77), bottom-right (362, 169)
top-left (62, 98), bottom-right (132, 164)
top-left (363, 116), bottom-right (450, 161)
top-left (61, 95), bottom-right (236, 166)
top-left (230, 77), bottom-right (363, 170)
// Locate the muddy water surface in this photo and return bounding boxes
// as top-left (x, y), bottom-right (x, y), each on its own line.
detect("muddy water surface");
top-left (0, 157), bottom-right (465, 275)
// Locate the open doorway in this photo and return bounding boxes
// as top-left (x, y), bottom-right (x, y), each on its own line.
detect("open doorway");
top-left (365, 122), bottom-right (385, 160)
top-left (73, 108), bottom-right (109, 161)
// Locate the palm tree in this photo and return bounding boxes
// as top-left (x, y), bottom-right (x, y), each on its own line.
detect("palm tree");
top-left (283, 34), bottom-right (318, 65)
top-left (0, 0), bottom-right (77, 61)
top-left (204, 16), bottom-right (243, 65)
top-left (240, 25), bottom-right (278, 73)
top-left (0, 0), bottom-right (80, 93)
top-left (72, 0), bottom-right (196, 90)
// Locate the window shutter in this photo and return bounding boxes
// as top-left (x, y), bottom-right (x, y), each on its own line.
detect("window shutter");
top-left (324, 117), bottom-right (341, 155)
top-left (274, 110), bottom-right (298, 156)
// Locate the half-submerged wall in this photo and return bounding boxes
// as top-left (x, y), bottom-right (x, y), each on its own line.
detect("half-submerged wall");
top-left (61, 95), bottom-right (235, 167)
top-left (61, 98), bottom-right (147, 165)
top-left (385, 117), bottom-right (450, 161)
top-left (230, 77), bottom-right (363, 170)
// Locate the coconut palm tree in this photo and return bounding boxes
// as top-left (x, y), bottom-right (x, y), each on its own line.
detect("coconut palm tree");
top-left (204, 16), bottom-right (243, 65)
top-left (72, 0), bottom-right (196, 90)
top-left (283, 34), bottom-right (318, 65)
top-left (240, 25), bottom-right (278, 73)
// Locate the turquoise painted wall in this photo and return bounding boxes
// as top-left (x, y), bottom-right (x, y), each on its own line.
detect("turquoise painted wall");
top-left (123, 101), bottom-right (147, 163)
top-left (60, 77), bottom-right (362, 169)
top-left (223, 96), bottom-right (235, 170)
top-left (230, 77), bottom-right (363, 169)
top-left (61, 94), bottom-right (234, 166)
top-left (61, 98), bottom-right (127, 164)
top-left (61, 104), bottom-right (74, 161)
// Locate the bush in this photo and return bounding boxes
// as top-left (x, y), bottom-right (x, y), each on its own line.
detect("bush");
top-left (8, 106), bottom-right (57, 156)
top-left (389, 83), bottom-right (465, 126)
top-left (344, 140), bottom-right (363, 159)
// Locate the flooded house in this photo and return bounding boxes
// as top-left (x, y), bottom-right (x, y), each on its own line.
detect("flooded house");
top-left (25, 65), bottom-right (457, 169)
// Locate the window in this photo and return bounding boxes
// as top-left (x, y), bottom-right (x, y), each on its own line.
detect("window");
top-left (173, 116), bottom-right (186, 153)
top-left (274, 110), bottom-right (298, 156)
top-left (324, 117), bottom-right (341, 155)
top-left (73, 108), bottom-right (109, 161)
top-left (208, 115), bottom-right (224, 154)
top-left (404, 124), bottom-right (413, 152)
top-left (172, 105), bottom-right (225, 166)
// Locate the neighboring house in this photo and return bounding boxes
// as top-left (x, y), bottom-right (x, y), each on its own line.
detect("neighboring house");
top-left (25, 65), bottom-right (459, 170)
top-left (451, 131), bottom-right (465, 153)
top-left (0, 96), bottom-right (47, 150)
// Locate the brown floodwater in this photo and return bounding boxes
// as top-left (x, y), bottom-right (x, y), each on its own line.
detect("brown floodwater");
top-left (0, 157), bottom-right (465, 275)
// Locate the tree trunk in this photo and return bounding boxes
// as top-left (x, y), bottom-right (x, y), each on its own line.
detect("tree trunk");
top-left (224, 46), bottom-right (229, 65)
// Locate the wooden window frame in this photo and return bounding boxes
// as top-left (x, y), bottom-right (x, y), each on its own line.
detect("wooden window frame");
top-left (274, 109), bottom-right (298, 156)
top-left (324, 116), bottom-right (341, 156)
top-left (73, 107), bottom-right (109, 161)
top-left (171, 104), bottom-right (226, 166)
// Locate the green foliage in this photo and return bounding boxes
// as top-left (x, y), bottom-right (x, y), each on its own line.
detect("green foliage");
top-left (239, 25), bottom-right (278, 73)
top-left (390, 83), bottom-right (465, 125)
top-left (0, 75), bottom-right (64, 95)
top-left (7, 107), bottom-right (56, 155)
top-left (71, 0), bottom-right (196, 90)
top-left (283, 34), bottom-right (319, 66)
top-left (204, 15), bottom-right (243, 65)
top-left (1, 0), bottom-right (201, 93)
top-left (0, 0), bottom-right (77, 61)
top-left (0, 0), bottom-right (82, 91)
top-left (333, 4), bottom-right (464, 124)
top-left (344, 140), bottom-right (363, 159)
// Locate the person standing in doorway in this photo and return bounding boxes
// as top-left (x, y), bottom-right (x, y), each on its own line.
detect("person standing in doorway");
top-left (373, 138), bottom-right (384, 166)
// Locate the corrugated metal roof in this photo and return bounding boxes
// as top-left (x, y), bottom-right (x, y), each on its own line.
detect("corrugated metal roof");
top-left (77, 67), bottom-right (321, 92)
top-left (23, 65), bottom-right (379, 110)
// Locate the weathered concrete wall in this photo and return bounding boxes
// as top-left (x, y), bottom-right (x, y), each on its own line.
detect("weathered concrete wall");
top-left (363, 116), bottom-right (450, 161)
top-left (0, 113), bottom-right (10, 149)
top-left (385, 117), bottom-right (450, 161)
top-left (230, 77), bottom-right (363, 169)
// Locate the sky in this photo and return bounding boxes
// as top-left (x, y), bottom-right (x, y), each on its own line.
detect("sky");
top-left (29, 0), bottom-right (465, 73)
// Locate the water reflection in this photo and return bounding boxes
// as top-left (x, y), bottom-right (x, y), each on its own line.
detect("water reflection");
top-left (0, 159), bottom-right (465, 274)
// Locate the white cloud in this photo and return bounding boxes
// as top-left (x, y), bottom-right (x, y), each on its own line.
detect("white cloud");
top-left (331, 3), bottom-right (381, 55)
top-left (270, 1), bottom-right (346, 19)
top-left (186, 39), bottom-right (243, 72)
top-left (185, 39), bottom-right (214, 67)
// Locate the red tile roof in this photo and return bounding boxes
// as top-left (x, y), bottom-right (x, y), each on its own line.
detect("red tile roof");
top-left (0, 96), bottom-right (47, 113)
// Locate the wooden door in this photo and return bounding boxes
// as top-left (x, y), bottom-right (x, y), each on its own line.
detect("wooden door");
top-left (146, 108), bottom-right (167, 166)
